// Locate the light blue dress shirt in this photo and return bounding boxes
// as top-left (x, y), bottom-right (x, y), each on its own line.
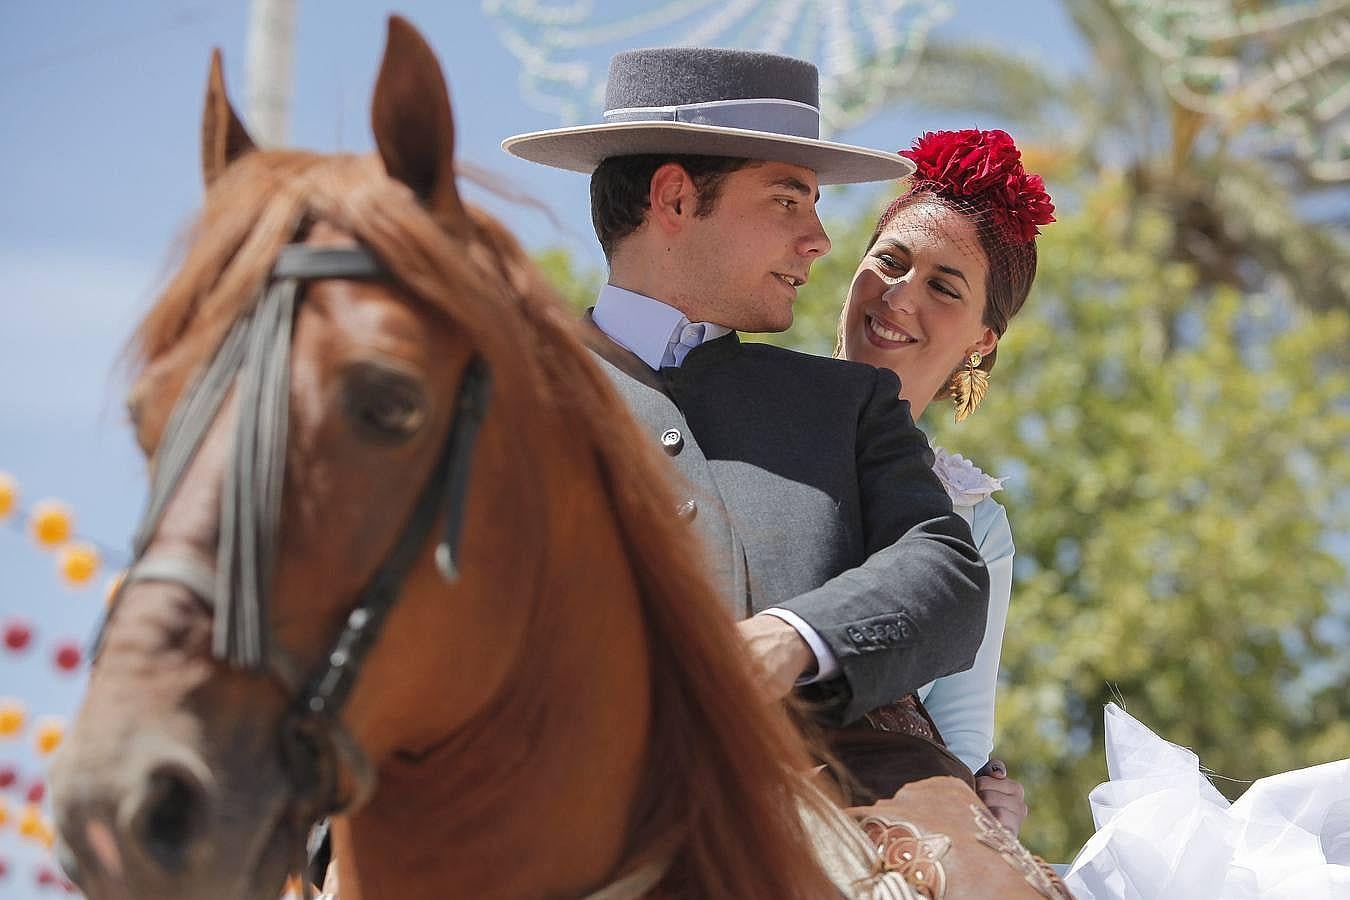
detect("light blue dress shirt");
top-left (592, 283), bottom-right (840, 683)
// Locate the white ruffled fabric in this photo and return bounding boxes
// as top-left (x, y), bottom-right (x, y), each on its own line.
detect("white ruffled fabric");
top-left (930, 446), bottom-right (1006, 508)
top-left (1065, 703), bottom-right (1350, 899)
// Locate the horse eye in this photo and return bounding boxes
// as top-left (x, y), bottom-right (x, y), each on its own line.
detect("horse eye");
top-left (343, 364), bottom-right (427, 444)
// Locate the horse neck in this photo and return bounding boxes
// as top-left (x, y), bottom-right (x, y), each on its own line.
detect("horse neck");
top-left (334, 445), bottom-right (655, 900)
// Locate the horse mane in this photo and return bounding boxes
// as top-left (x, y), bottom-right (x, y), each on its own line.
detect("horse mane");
top-left (133, 150), bottom-right (854, 898)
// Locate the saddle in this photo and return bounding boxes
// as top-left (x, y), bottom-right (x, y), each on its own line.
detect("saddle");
top-left (822, 694), bottom-right (976, 805)
top-left (806, 775), bottom-right (1074, 900)
top-left (806, 696), bottom-right (1075, 900)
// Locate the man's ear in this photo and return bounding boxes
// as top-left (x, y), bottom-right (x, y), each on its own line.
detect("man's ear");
top-left (370, 15), bottom-right (466, 223)
top-left (201, 49), bottom-right (257, 187)
top-left (647, 163), bottom-right (699, 234)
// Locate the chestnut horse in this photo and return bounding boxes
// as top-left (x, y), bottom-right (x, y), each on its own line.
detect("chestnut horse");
top-left (50, 16), bottom-right (1073, 900)
top-left (48, 18), bottom-right (856, 900)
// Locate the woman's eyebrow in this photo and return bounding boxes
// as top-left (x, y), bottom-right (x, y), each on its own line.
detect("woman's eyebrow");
top-left (936, 264), bottom-right (971, 289)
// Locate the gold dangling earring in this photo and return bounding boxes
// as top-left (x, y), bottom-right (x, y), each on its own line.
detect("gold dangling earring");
top-left (950, 351), bottom-right (990, 423)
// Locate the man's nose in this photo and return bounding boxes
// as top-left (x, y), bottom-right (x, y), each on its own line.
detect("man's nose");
top-left (799, 214), bottom-right (832, 257)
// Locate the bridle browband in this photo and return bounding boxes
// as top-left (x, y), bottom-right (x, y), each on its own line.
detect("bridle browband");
top-left (98, 243), bottom-right (492, 890)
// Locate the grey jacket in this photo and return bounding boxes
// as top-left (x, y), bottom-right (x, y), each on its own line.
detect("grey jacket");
top-left (586, 324), bottom-right (990, 724)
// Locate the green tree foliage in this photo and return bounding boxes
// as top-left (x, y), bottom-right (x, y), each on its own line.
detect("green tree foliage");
top-left (533, 246), bottom-right (605, 315)
top-left (531, 174), bottom-right (1350, 863)
top-left (914, 178), bottom-right (1349, 859)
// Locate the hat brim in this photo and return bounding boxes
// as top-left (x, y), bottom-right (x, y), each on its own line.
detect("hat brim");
top-left (502, 121), bottom-right (915, 185)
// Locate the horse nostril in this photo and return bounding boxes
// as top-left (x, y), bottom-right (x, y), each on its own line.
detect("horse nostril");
top-left (133, 765), bottom-right (210, 874)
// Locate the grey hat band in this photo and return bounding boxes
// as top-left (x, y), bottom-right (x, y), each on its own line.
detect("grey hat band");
top-left (602, 97), bottom-right (820, 140)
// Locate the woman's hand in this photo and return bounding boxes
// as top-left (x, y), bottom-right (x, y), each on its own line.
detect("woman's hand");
top-left (974, 758), bottom-right (1027, 836)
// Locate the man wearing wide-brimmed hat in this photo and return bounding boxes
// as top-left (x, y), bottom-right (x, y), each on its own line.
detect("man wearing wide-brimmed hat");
top-left (504, 48), bottom-right (988, 726)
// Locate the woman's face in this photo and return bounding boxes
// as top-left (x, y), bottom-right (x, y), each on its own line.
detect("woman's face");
top-left (841, 198), bottom-right (998, 420)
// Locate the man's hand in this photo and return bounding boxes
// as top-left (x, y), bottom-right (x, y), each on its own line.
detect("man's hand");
top-left (737, 614), bottom-right (815, 702)
top-left (974, 758), bottom-right (1028, 836)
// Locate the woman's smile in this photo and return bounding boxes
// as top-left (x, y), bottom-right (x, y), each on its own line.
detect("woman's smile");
top-left (864, 310), bottom-right (920, 348)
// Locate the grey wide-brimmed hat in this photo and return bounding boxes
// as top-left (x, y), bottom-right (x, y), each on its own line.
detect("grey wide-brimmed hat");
top-left (502, 48), bottom-right (914, 185)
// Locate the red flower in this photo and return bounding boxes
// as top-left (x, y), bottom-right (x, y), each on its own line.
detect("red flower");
top-left (991, 172), bottom-right (1056, 242)
top-left (899, 129), bottom-right (1055, 243)
top-left (901, 129), bottom-right (1021, 196)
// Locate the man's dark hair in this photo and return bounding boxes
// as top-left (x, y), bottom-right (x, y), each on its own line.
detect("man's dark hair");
top-left (590, 154), bottom-right (754, 260)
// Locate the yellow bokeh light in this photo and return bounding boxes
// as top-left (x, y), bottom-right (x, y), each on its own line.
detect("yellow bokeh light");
top-left (18, 803), bottom-right (42, 838)
top-left (0, 700), bottom-right (25, 738)
top-left (31, 500), bottom-right (73, 548)
top-left (59, 542), bottom-right (101, 586)
top-left (35, 719), bottom-right (64, 755)
top-left (0, 796), bottom-right (10, 829)
top-left (0, 471), bottom-right (17, 520)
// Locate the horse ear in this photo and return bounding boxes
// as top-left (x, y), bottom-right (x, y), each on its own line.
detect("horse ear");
top-left (370, 16), bottom-right (466, 221)
top-left (201, 49), bottom-right (257, 187)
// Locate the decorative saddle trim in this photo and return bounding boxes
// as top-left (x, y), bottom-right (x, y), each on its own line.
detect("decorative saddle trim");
top-left (971, 803), bottom-right (1073, 900)
top-left (858, 815), bottom-right (952, 900)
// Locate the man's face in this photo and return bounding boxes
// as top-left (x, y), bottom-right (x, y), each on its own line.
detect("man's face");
top-left (679, 161), bottom-right (831, 333)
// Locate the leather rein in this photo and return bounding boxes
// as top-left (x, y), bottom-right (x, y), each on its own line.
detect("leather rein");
top-left (98, 244), bottom-right (492, 892)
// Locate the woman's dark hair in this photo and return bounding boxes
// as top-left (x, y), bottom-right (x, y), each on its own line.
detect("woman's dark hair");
top-left (590, 154), bottom-right (754, 260)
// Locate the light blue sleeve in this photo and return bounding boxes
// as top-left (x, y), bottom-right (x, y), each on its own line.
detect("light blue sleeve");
top-left (916, 497), bottom-right (1013, 773)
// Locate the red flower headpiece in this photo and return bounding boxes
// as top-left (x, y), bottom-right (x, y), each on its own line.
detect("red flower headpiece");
top-left (899, 129), bottom-right (1055, 243)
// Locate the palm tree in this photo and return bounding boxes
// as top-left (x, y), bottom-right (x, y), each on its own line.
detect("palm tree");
top-left (855, 0), bottom-right (1350, 313)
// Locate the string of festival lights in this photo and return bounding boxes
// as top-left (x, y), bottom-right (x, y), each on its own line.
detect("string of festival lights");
top-left (1, 471), bottom-right (118, 895)
top-left (1106, 0), bottom-right (1349, 181)
top-left (483, 0), bottom-right (955, 132)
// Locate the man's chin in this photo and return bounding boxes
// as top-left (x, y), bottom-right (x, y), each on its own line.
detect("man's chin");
top-left (749, 311), bottom-right (795, 335)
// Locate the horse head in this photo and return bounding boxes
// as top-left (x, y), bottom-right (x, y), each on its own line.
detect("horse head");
top-left (50, 16), bottom-right (843, 900)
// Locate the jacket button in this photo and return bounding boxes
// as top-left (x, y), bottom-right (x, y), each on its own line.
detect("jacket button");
top-left (660, 428), bottom-right (684, 455)
top-left (675, 499), bottom-right (698, 521)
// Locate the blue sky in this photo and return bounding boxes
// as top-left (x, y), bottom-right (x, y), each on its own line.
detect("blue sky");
top-left (0, 2), bottom-right (1087, 894)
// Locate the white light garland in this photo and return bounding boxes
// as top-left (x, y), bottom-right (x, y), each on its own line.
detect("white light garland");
top-left (483, 0), bottom-right (953, 133)
top-left (1107, 0), bottom-right (1349, 181)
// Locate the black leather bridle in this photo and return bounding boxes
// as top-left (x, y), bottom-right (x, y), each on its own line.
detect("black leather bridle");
top-left (99, 244), bottom-right (492, 887)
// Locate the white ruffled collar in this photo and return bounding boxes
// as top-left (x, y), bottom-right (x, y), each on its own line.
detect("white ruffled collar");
top-left (931, 446), bottom-right (1006, 507)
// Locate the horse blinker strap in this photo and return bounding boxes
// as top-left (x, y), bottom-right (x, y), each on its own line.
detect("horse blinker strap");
top-left (299, 355), bottom-right (490, 719)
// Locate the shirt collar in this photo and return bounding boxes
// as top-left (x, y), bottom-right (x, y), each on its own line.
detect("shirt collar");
top-left (593, 283), bottom-right (731, 370)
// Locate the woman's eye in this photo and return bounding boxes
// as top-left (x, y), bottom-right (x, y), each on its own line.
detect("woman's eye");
top-left (931, 281), bottom-right (961, 300)
top-left (876, 253), bottom-right (907, 273)
top-left (344, 366), bottom-right (427, 444)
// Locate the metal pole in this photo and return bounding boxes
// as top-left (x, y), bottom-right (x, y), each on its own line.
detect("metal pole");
top-left (245, 0), bottom-right (297, 147)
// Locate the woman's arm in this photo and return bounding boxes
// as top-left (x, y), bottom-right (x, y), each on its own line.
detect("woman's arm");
top-left (917, 498), bottom-right (1014, 773)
